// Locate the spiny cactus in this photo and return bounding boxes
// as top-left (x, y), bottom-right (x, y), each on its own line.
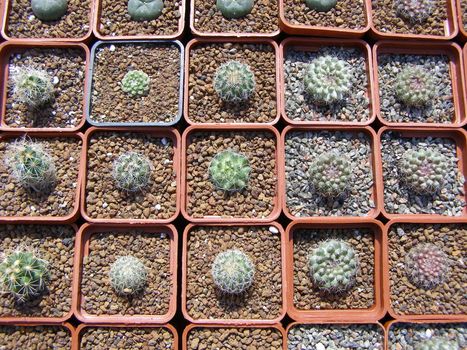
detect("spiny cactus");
top-left (394, 0), bottom-right (434, 24)
top-left (208, 150), bottom-right (251, 191)
top-left (304, 55), bottom-right (352, 105)
top-left (121, 70), bottom-right (151, 97)
top-left (305, 0), bottom-right (337, 12)
top-left (127, 0), bottom-right (164, 21)
top-left (415, 337), bottom-right (460, 350)
top-left (0, 250), bottom-right (49, 302)
top-left (109, 256), bottom-right (147, 296)
top-left (308, 152), bottom-right (352, 197)
top-left (11, 67), bottom-right (54, 108)
top-left (211, 249), bottom-right (255, 294)
top-left (308, 240), bottom-right (359, 292)
top-left (31, 0), bottom-right (68, 21)
top-left (216, 0), bottom-right (254, 18)
top-left (405, 243), bottom-right (451, 290)
top-left (399, 149), bottom-right (448, 195)
top-left (112, 152), bottom-right (151, 192)
top-left (395, 66), bottom-right (435, 108)
top-left (213, 61), bottom-right (256, 103)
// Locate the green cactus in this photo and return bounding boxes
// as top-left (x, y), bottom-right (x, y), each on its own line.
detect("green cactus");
top-left (0, 250), bottom-right (49, 302)
top-left (31, 0), bottom-right (68, 21)
top-left (208, 150), bottom-right (251, 192)
top-left (304, 55), bottom-right (352, 105)
top-left (213, 61), bottom-right (256, 103)
top-left (109, 256), bottom-right (147, 296)
top-left (395, 66), bottom-right (436, 108)
top-left (216, 0), bottom-right (254, 19)
top-left (211, 249), bottom-right (255, 294)
top-left (308, 239), bottom-right (359, 292)
top-left (11, 67), bottom-right (54, 108)
top-left (308, 152), bottom-right (352, 197)
top-left (112, 152), bottom-right (151, 192)
top-left (305, 0), bottom-right (337, 12)
top-left (127, 0), bottom-right (164, 21)
top-left (394, 0), bottom-right (434, 24)
top-left (121, 70), bottom-right (151, 97)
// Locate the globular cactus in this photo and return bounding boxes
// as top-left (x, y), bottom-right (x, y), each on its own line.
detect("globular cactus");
top-left (308, 152), bottom-right (352, 197)
top-left (394, 0), bottom-right (434, 24)
top-left (121, 70), bottom-right (151, 97)
top-left (213, 61), bottom-right (256, 103)
top-left (112, 152), bottom-right (152, 192)
top-left (11, 67), bottom-right (54, 108)
top-left (405, 243), bottom-right (451, 290)
top-left (211, 249), bottom-right (255, 294)
top-left (208, 150), bottom-right (251, 191)
top-left (399, 149), bottom-right (447, 195)
top-left (0, 250), bottom-right (49, 302)
top-left (127, 0), bottom-right (164, 21)
top-left (395, 66), bottom-right (436, 108)
top-left (216, 0), bottom-right (254, 19)
top-left (308, 239), bottom-right (359, 292)
top-left (31, 0), bottom-right (68, 21)
top-left (304, 0), bottom-right (337, 12)
top-left (415, 337), bottom-right (459, 350)
top-left (304, 55), bottom-right (352, 105)
top-left (109, 256), bottom-right (147, 296)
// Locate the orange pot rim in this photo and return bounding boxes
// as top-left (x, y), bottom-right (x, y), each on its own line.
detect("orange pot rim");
top-left (456, 0), bottom-right (467, 40)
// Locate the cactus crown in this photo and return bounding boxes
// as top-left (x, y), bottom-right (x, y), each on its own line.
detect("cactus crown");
top-left (127, 0), bottom-right (164, 21)
top-left (304, 55), bottom-right (352, 105)
top-left (11, 67), bottom-right (54, 108)
top-left (31, 0), bottom-right (68, 21)
top-left (216, 0), bottom-right (254, 19)
top-left (112, 152), bottom-right (152, 192)
top-left (109, 256), bottom-right (147, 296)
top-left (213, 61), bottom-right (256, 103)
top-left (394, 0), bottom-right (434, 24)
top-left (399, 149), bottom-right (448, 195)
top-left (0, 250), bottom-right (49, 302)
top-left (415, 337), bottom-right (459, 350)
top-left (308, 152), bottom-right (352, 197)
top-left (308, 239), bottom-right (359, 292)
top-left (395, 66), bottom-right (436, 108)
top-left (208, 150), bottom-right (251, 192)
top-left (405, 243), bottom-right (451, 290)
top-left (211, 249), bottom-right (255, 294)
top-left (304, 0), bottom-right (337, 12)
top-left (121, 70), bottom-right (151, 97)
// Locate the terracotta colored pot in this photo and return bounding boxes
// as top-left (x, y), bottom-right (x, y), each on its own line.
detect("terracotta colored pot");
top-left (93, 0), bottom-right (185, 40)
top-left (279, 37), bottom-right (376, 126)
top-left (370, 0), bottom-right (458, 40)
top-left (0, 131), bottom-right (84, 223)
top-left (285, 219), bottom-right (385, 323)
top-left (72, 223), bottom-right (178, 324)
top-left (279, 125), bottom-right (381, 221)
top-left (279, 0), bottom-right (371, 38)
top-left (81, 126), bottom-right (181, 224)
top-left (376, 127), bottom-right (467, 220)
top-left (181, 222), bottom-right (287, 325)
top-left (0, 41), bottom-right (90, 133)
top-left (184, 38), bottom-right (280, 126)
top-left (373, 41), bottom-right (466, 128)
top-left (182, 323), bottom-right (286, 350)
top-left (457, 0), bottom-right (467, 40)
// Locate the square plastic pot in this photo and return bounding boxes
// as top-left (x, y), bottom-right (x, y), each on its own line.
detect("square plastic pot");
top-left (457, 0), bottom-right (467, 40)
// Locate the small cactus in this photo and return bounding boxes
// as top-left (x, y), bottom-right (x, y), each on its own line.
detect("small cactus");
top-left (216, 0), bottom-right (254, 18)
top-left (109, 256), bottom-right (147, 296)
top-left (127, 0), bottom-right (164, 21)
top-left (0, 250), bottom-right (49, 302)
top-left (112, 152), bottom-right (152, 192)
top-left (308, 152), bottom-right (352, 197)
top-left (211, 249), bottom-right (255, 294)
top-left (304, 0), bottom-right (337, 12)
top-left (405, 243), bottom-right (451, 290)
top-left (304, 55), bottom-right (352, 105)
top-left (213, 61), bottom-right (256, 103)
top-left (394, 0), bottom-right (434, 24)
top-left (121, 70), bottom-right (150, 97)
top-left (208, 150), bottom-right (251, 191)
top-left (395, 66), bottom-right (436, 108)
top-left (308, 239), bottom-right (359, 292)
top-left (399, 149), bottom-right (448, 195)
top-left (31, 0), bottom-right (68, 21)
top-left (11, 67), bottom-right (54, 108)
top-left (415, 337), bottom-right (459, 350)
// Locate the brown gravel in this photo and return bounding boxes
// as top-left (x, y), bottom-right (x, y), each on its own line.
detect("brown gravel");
top-left (185, 131), bottom-right (277, 219)
top-left (188, 42), bottom-right (277, 124)
top-left (192, 0), bottom-right (278, 34)
top-left (186, 226), bottom-right (283, 321)
top-left (81, 327), bottom-right (174, 349)
top-left (293, 227), bottom-right (375, 310)
top-left (0, 136), bottom-right (81, 218)
top-left (372, 0), bottom-right (448, 36)
top-left (283, 0), bottom-right (367, 29)
top-left (0, 325), bottom-right (71, 349)
top-left (85, 131), bottom-right (177, 221)
top-left (388, 223), bottom-right (466, 316)
top-left (4, 48), bottom-right (86, 129)
top-left (90, 43), bottom-right (181, 125)
top-left (98, 0), bottom-right (182, 37)
top-left (5, 0), bottom-right (91, 39)
top-left (0, 225), bottom-right (74, 318)
top-left (187, 327), bottom-right (283, 349)
top-left (81, 230), bottom-right (172, 317)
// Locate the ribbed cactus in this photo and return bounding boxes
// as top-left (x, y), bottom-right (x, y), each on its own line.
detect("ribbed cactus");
top-left (395, 66), bottom-right (435, 108)
top-left (305, 0), bottom-right (337, 12)
top-left (11, 67), bottom-right (54, 108)
top-left (112, 152), bottom-right (151, 192)
top-left (208, 150), bottom-right (251, 191)
top-left (121, 70), bottom-right (151, 97)
top-left (31, 0), bottom-right (68, 21)
top-left (415, 337), bottom-right (460, 350)
top-left (211, 249), bottom-right (255, 294)
top-left (394, 0), bottom-right (434, 24)
top-left (308, 152), bottom-right (352, 197)
top-left (127, 0), bottom-right (164, 21)
top-left (213, 61), bottom-right (256, 103)
top-left (109, 256), bottom-right (147, 296)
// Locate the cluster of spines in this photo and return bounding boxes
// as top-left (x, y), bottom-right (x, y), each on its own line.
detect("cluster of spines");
top-left (213, 61), bottom-right (256, 103)
top-left (395, 66), bottom-right (436, 108)
top-left (394, 0), bottom-right (434, 24)
top-left (109, 256), bottom-right (148, 296)
top-left (211, 249), bottom-right (255, 294)
top-left (11, 67), bottom-right (54, 108)
top-left (121, 70), bottom-right (151, 97)
top-left (208, 150), bottom-right (251, 191)
top-left (112, 152), bottom-right (152, 192)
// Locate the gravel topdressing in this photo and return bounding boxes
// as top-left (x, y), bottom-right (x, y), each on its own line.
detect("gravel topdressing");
top-left (0, 325), bottom-right (71, 349)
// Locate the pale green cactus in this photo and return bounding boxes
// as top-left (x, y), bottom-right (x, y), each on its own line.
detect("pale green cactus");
top-left (109, 256), bottom-right (147, 296)
top-left (31, 0), bottom-right (68, 21)
top-left (211, 249), bottom-right (255, 294)
top-left (127, 0), bottom-right (164, 21)
top-left (216, 0), bottom-right (254, 18)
